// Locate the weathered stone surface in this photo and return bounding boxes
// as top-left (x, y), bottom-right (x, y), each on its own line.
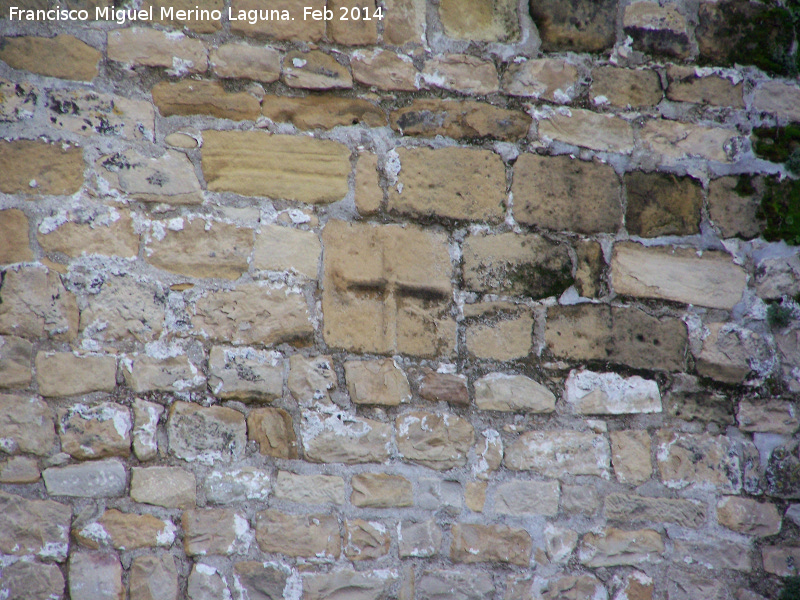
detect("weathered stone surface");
top-left (672, 539), bottom-right (752, 572)
top-left (590, 66), bottom-right (662, 108)
top-left (417, 479), bottom-right (463, 515)
top-left (0, 79), bottom-right (36, 122)
top-left (80, 276), bottom-right (165, 343)
top-left (564, 370), bottom-right (661, 415)
top-left (610, 431), bottom-right (652, 484)
top-left (303, 569), bottom-right (398, 600)
top-left (416, 570), bottom-right (494, 600)
top-left (209, 346), bottom-right (283, 401)
top-left (0, 560), bottom-right (65, 600)
top-left (390, 99), bottom-right (531, 141)
top-left (233, 562), bottom-right (288, 600)
top-left (36, 352), bottom-right (117, 397)
top-left (0, 394), bottom-right (54, 455)
top-left (288, 354), bottom-right (336, 405)
top-left (192, 283), bottom-right (312, 346)
top-left (384, 0), bottom-right (426, 45)
top-left (248, 407), bottom-right (298, 459)
top-left (58, 401), bottom-right (131, 460)
top-left (625, 172), bottom-right (702, 237)
top-left (354, 153), bottom-right (382, 215)
top-left (756, 253), bottom-right (800, 299)
top-left (665, 376), bottom-right (734, 424)
top-left (389, 147), bottom-right (505, 222)
top-left (530, 0), bottom-right (617, 52)
top-left (666, 66), bottom-right (743, 107)
top-left (328, 0), bottom-right (379, 44)
top-left (256, 510), bottom-right (340, 558)
top-left (562, 485), bottom-right (600, 515)
top-left (145, 0), bottom-right (223, 32)
top-left (77, 509), bottom-right (175, 551)
top-left (464, 303), bottom-right (534, 361)
top-left (753, 81), bottom-right (800, 122)
top-left (656, 431), bottom-right (741, 493)
top-left (69, 553), bottom-right (124, 600)
top-left (0, 456), bottom-right (40, 483)
top-left (322, 220), bottom-right (455, 356)
top-left (420, 55), bottom-right (499, 95)
top-left (344, 519), bottom-right (391, 560)
top-left (540, 575), bottom-right (608, 600)
top-left (351, 472), bottom-right (413, 507)
top-left (0, 210), bottom-right (32, 265)
top-left (611, 243), bottom-right (747, 309)
top-left (439, 0), bottom-right (518, 41)
top-left (229, 0), bottom-right (325, 40)
top-left (183, 508), bottom-right (251, 556)
top-left (738, 400), bottom-right (799, 435)
top-left (0, 34), bottom-right (100, 80)
top-left (38, 209), bottom-right (139, 259)
top-left (168, 402), bottom-right (246, 465)
top-left (303, 410), bottom-right (390, 463)
top-left (152, 80), bottom-right (260, 120)
top-left (124, 354), bottom-right (205, 394)
top-left (465, 481), bottom-right (486, 512)
top-left (639, 120), bottom-right (738, 163)
top-left (108, 28), bottom-right (207, 73)
top-left (717, 496), bottom-right (781, 536)
top-left (697, 323), bottom-right (759, 383)
top-left (345, 358), bottom-right (411, 406)
top-left (274, 471), bottom-right (345, 504)
top-left (262, 95), bottom-right (385, 129)
top-left (283, 50), bottom-right (352, 89)
top-left (129, 555), bottom-right (179, 600)
top-left (474, 373), bottom-right (555, 413)
top-left (623, 1), bottom-right (690, 58)
top-left (396, 411), bottom-right (474, 470)
top-left (473, 429), bottom-right (502, 481)
top-left (451, 523), bottom-right (531, 566)
top-left (0, 491), bottom-right (71, 560)
top-left (494, 480), bottom-right (560, 516)
top-left (0, 140), bottom-right (84, 196)
top-left (542, 525), bottom-right (578, 564)
top-left (210, 43), bottom-right (280, 81)
top-left (506, 430), bottom-right (610, 477)
top-left (605, 494), bottom-right (705, 528)
top-left (512, 154), bottom-right (622, 234)
top-left (579, 528), bottom-right (664, 567)
top-left (399, 520), bottom-right (442, 557)
top-left (130, 466), bottom-right (196, 509)
top-left (352, 49), bottom-right (418, 91)
top-left (666, 568), bottom-right (730, 600)
top-left (538, 109), bottom-right (634, 153)
top-left (202, 130), bottom-right (350, 203)
top-left (502, 59), bottom-right (579, 103)
top-left (187, 563), bottom-right (231, 600)
top-left (204, 467), bottom-right (271, 504)
top-left (762, 546), bottom-right (800, 576)
top-left (420, 371), bottom-right (469, 406)
top-left (43, 459), bottom-right (126, 497)
top-left (46, 89), bottom-right (155, 141)
top-left (98, 148), bottom-right (202, 204)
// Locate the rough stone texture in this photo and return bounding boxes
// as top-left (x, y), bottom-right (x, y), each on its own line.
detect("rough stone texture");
top-left (716, 497), bottom-right (782, 537)
top-left (450, 523), bottom-right (532, 566)
top-left (351, 472), bottom-right (413, 507)
top-left (672, 539), bottom-right (752, 573)
top-left (354, 153), bottom-right (382, 215)
top-left (762, 546), bottom-right (800, 577)
top-left (502, 59), bottom-right (579, 103)
top-left (130, 466), bottom-right (196, 509)
top-left (0, 456), bottom-right (40, 483)
top-left (229, 0), bottom-right (325, 40)
top-left (590, 67), bottom-right (662, 108)
top-left (439, 0), bottom-right (518, 41)
top-left (352, 49), bottom-right (418, 91)
top-left (255, 510), bottom-right (340, 558)
top-left (288, 354), bottom-right (337, 405)
top-left (0, 34), bottom-right (100, 80)
top-left (98, 148), bottom-right (203, 204)
top-left (152, 80), bottom-right (260, 121)
top-left (0, 210), bottom-right (32, 265)
top-left (388, 147), bottom-right (506, 222)
top-left (390, 99), bottom-right (530, 141)
top-left (538, 109), bottom-right (635, 153)
top-left (506, 431), bottom-right (610, 477)
top-left (697, 323), bottom-right (758, 383)
top-left (58, 401), bottom-right (131, 460)
top-left (465, 305), bottom-right (534, 361)
top-left (418, 479), bottom-right (463, 514)
top-left (666, 65), bottom-right (744, 107)
top-left (303, 411), bottom-right (391, 464)
top-left (283, 50), bottom-right (353, 89)
top-left (36, 352), bottom-right (117, 397)
top-left (262, 95), bottom-right (385, 129)
top-left (187, 563), bottom-right (230, 600)
top-left (396, 411), bottom-right (474, 470)
top-left (77, 509), bottom-right (175, 551)
top-left (210, 43), bottom-right (280, 82)
top-left (38, 210), bottom-right (140, 259)
top-left (0, 393), bottom-right (55, 455)
top-left (0, 139), bottom-right (84, 196)
top-left (605, 494), bottom-right (706, 528)
top-left (145, 0), bottom-right (223, 32)
top-left (753, 81), bottom-right (800, 122)
top-left (303, 570), bottom-right (398, 600)
top-left (579, 527), bottom-right (664, 567)
top-left (494, 480), bottom-right (560, 516)
top-left (205, 467), bottom-right (271, 504)
top-left (168, 402), bottom-right (247, 464)
top-left (623, 1), bottom-right (690, 58)
top-left (474, 429), bottom-right (502, 480)
top-left (0, 560), bottom-right (65, 600)
top-left (233, 562), bottom-right (287, 600)
top-left (108, 28), bottom-right (207, 73)
top-left (208, 346), bottom-right (283, 401)
top-left (656, 431), bottom-right (741, 493)
top-left (69, 553), bottom-right (124, 600)
top-left (564, 370), bottom-right (661, 415)
top-left (79, 276), bottom-right (165, 343)
top-left (345, 519), bottom-right (391, 560)
top-left (707, 177), bottom-right (766, 240)
top-left (512, 154), bottom-right (622, 234)
top-left (399, 520), bottom-right (442, 557)
top-left (624, 172), bottom-right (703, 237)
top-left (183, 508), bottom-right (250, 556)
top-left (737, 400), bottom-right (799, 435)
top-left (0, 79), bottom-right (37, 122)
top-left (46, 89), bottom-right (155, 141)
top-left (420, 55), bottom-right (499, 95)
top-left (416, 570), bottom-right (494, 600)
top-left (474, 373), bottom-right (555, 413)
top-left (0, 491), bottom-right (71, 561)
top-left (420, 371), bottom-right (469, 406)
top-left (610, 431), bottom-right (652, 484)
top-left (129, 555), bottom-right (179, 600)
top-left (248, 407), bottom-right (298, 459)
top-left (328, 0), bottom-right (379, 45)
top-left (43, 459), bottom-right (126, 498)
top-left (274, 471), bottom-right (345, 505)
top-left (124, 354), bottom-right (205, 394)
top-left (611, 243), bottom-right (747, 310)
top-left (639, 119), bottom-right (738, 163)
top-left (530, 0), bottom-right (617, 52)
top-left (345, 358), bottom-right (411, 406)
top-left (202, 131), bottom-right (350, 203)
top-left (542, 575), bottom-right (608, 600)
top-left (666, 568), bottom-right (730, 600)
top-left (384, 0), bottom-right (426, 45)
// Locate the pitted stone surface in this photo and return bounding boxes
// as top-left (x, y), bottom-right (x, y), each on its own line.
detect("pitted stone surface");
top-left (396, 411), bottom-right (474, 470)
top-left (506, 430), bottom-right (611, 477)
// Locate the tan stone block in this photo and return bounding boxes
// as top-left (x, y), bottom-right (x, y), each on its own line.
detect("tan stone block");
top-left (530, 0), bottom-right (616, 52)
top-left (344, 519), bottom-right (390, 560)
top-left (77, 510), bottom-right (174, 551)
top-left (450, 523), bottom-right (531, 567)
top-left (575, 240), bottom-right (603, 298)
top-left (717, 496), bottom-right (782, 537)
top-left (656, 430), bottom-right (741, 493)
top-left (0, 456), bottom-right (39, 484)
top-left (59, 401), bottom-right (131, 460)
top-left (69, 552), bottom-right (123, 600)
top-left (625, 172), bottom-right (702, 237)
top-left (0, 336), bottom-right (32, 389)
top-left (753, 81), bottom-right (800, 122)
top-left (46, 89), bottom-right (155, 141)
top-left (494, 480), bottom-right (560, 516)
top-left (145, 0), bottom-right (223, 32)
top-left (474, 429), bottom-right (502, 480)
top-left (287, 354), bottom-right (336, 405)
top-left (0, 266), bottom-right (79, 341)
top-left (0, 491), bottom-right (71, 560)
top-left (544, 525), bottom-right (578, 563)
top-left (0, 34), bottom-right (100, 80)
top-left (420, 371), bottom-right (469, 406)
top-left (542, 575), bottom-right (609, 600)
top-left (355, 153), bottom-right (382, 215)
top-left (124, 355), bottom-right (205, 394)
top-left (396, 411), bottom-right (473, 470)
top-left (262, 95), bottom-right (384, 129)
top-left (512, 154), bottom-right (622, 234)
top-left (36, 352), bottom-right (117, 397)
top-left (274, 472), bottom-right (345, 504)
top-left (98, 148), bottom-right (203, 204)
top-left (229, 0), bottom-right (325, 40)
top-left (345, 358), bottom-right (411, 406)
top-left (0, 79), bottom-right (36, 121)
top-left (579, 527), bottom-right (664, 567)
top-left (152, 80), bottom-right (260, 120)
top-left (248, 407), bottom-right (298, 459)
top-left (389, 146), bottom-right (506, 222)
top-left (506, 430), bottom-right (610, 477)
top-left (322, 220), bottom-right (455, 356)
top-left (192, 283), bottom-right (312, 346)
top-left (0, 394), bottom-right (55, 455)
top-left (502, 58), bottom-right (579, 103)
top-left (168, 402), bottom-right (246, 464)
top-left (708, 176), bottom-right (765, 240)
top-left (384, 0), bottom-right (426, 45)
top-left (129, 555), bottom-right (179, 600)
top-left (605, 494), bottom-right (705, 528)
top-left (210, 43), bottom-right (280, 81)
top-left (0, 140), bottom-right (84, 196)
top-left (666, 65), bottom-right (744, 107)
top-left (208, 346), bottom-right (283, 401)
top-left (466, 306), bottom-right (533, 361)
top-left (202, 130), bottom-right (350, 203)
top-left (417, 570), bottom-right (494, 600)
top-left (351, 472), bottom-right (413, 507)
top-left (352, 49), bottom-right (418, 91)
top-left (38, 210), bottom-right (139, 259)
top-left (623, 1), bottom-right (690, 58)
top-left (474, 373), bottom-right (555, 413)
top-left (610, 431), bottom-right (652, 484)
top-left (302, 411), bottom-right (391, 464)
top-left (303, 570), bottom-right (398, 600)
top-left (79, 275), bottom-right (165, 343)
top-left (420, 55), bottom-right (499, 95)
top-left (328, 0), bottom-right (379, 44)
top-left (672, 539), bottom-right (752, 573)
top-left (640, 119), bottom-right (738, 163)
top-left (590, 66), bottom-right (662, 108)
top-left (439, 0), bottom-right (518, 42)
top-left (399, 520), bottom-right (441, 558)
top-left (611, 242), bottom-right (747, 309)
top-left (130, 466), bottom-right (196, 509)
top-left (0, 210), bottom-right (31, 265)
top-left (696, 322), bottom-right (755, 384)
top-left (183, 508), bottom-right (249, 556)
top-left (565, 370), bottom-right (661, 416)
top-left (108, 27), bottom-right (207, 73)
top-left (539, 108), bottom-right (634, 153)
top-left (762, 546), bottom-right (800, 577)
top-left (256, 510), bottom-right (340, 558)
top-left (465, 481), bottom-right (486, 512)
top-left (283, 50), bottom-right (353, 89)
top-left (737, 400), bottom-right (799, 435)
top-left (233, 562), bottom-right (288, 600)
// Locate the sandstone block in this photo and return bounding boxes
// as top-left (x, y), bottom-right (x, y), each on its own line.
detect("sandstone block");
top-left (202, 130), bottom-right (350, 203)
top-left (399, 520), bottom-right (442, 557)
top-left (233, 563), bottom-right (287, 600)
top-left (108, 28), bottom-right (207, 73)
top-left (69, 553), bottom-right (123, 600)
top-left (254, 225), bottom-right (320, 279)
top-left (575, 240), bottom-right (604, 298)
top-left (530, 0), bottom-right (617, 52)
top-left (666, 65), bottom-right (744, 107)
top-left (36, 352), bottom-right (116, 397)
top-left (439, 0), bottom-right (519, 41)
top-left (708, 176), bottom-right (765, 240)
top-left (656, 430), bottom-right (741, 493)
top-left (474, 373), bottom-right (555, 413)
top-left (345, 358), bottom-right (411, 406)
top-left (0, 491), bottom-right (71, 561)
top-left (0, 210), bottom-right (32, 265)
top-left (0, 140), bottom-right (84, 196)
top-left (0, 456), bottom-right (40, 483)
top-left (640, 119), bottom-right (738, 163)
top-left (384, 0), bottom-right (426, 45)
top-left (610, 430), bottom-right (652, 484)
top-left (283, 50), bottom-right (352, 89)
top-left (696, 323), bottom-right (757, 383)
top-left (38, 209), bottom-right (140, 259)
top-left (502, 58), bottom-right (579, 103)
top-left (129, 555), bottom-right (179, 600)
top-left (354, 153), bottom-right (382, 215)
top-left (130, 466), bottom-right (196, 509)
top-left (623, 1), bottom-right (690, 58)
top-left (562, 485), bottom-right (600, 515)
top-left (183, 508), bottom-right (251, 556)
top-left (262, 95), bottom-right (385, 129)
top-left (352, 49), bottom-right (418, 91)
top-left (345, 518), bottom-right (391, 560)
top-left (0, 335), bottom-right (32, 388)
top-left (98, 148), bottom-right (202, 204)
top-left (605, 494), bottom-right (705, 528)
top-left (168, 402), bottom-right (246, 464)
top-left (124, 355), bottom-right (205, 394)
top-left (450, 523), bottom-right (531, 567)
top-left (43, 459), bottom-right (126, 497)
top-left (544, 525), bottom-right (578, 563)
top-left (625, 172), bottom-right (703, 237)
top-left (416, 570), bottom-right (494, 600)
top-left (590, 66), bottom-right (662, 108)
top-left (417, 479), bottom-right (463, 514)
top-left (274, 471), bottom-right (345, 504)
top-left (511, 154), bottom-right (622, 234)
top-left (79, 276), bottom-right (165, 343)
top-left (0, 394), bottom-right (55, 455)
top-left (288, 354), bottom-right (337, 405)
top-left (204, 467), bottom-right (271, 504)
top-left (579, 527), bottom-right (664, 567)
top-left (717, 496), bottom-right (782, 537)
top-left (0, 79), bottom-right (36, 122)
top-left (0, 34), bottom-right (100, 80)
top-left (328, 0), bottom-right (379, 44)
top-left (396, 411), bottom-right (474, 470)
top-left (564, 370), bottom-right (661, 415)
top-left (302, 411), bottom-right (391, 463)
top-left (611, 243), bottom-right (747, 309)
top-left (542, 575), bottom-right (609, 600)
top-left (465, 481), bottom-right (486, 512)
top-left (538, 108), bottom-right (634, 153)
top-left (494, 480), bottom-right (560, 516)
top-left (152, 80), bottom-right (260, 120)
top-left (753, 81), bottom-right (800, 122)
top-left (303, 570), bottom-right (398, 600)
top-left (46, 89), bottom-right (155, 141)
top-left (255, 510), bottom-right (340, 558)
top-left (78, 509), bottom-right (175, 550)
top-left (762, 546), bottom-right (800, 576)
top-left (672, 539), bottom-right (752, 572)
top-left (188, 563), bottom-right (231, 600)
top-left (420, 371), bottom-right (469, 406)
top-left (737, 400), bottom-right (799, 435)
top-left (209, 346), bottom-right (283, 401)
top-left (145, 0), bottom-right (223, 31)
top-left (210, 43), bottom-right (280, 81)
top-left (58, 401), bottom-right (131, 460)
top-left (230, 0), bottom-right (325, 40)
top-left (248, 407), bottom-right (298, 459)
top-left (0, 560), bottom-right (65, 600)
top-left (420, 55), bottom-right (499, 95)
top-left (351, 472), bottom-right (413, 507)
top-left (132, 398), bottom-right (160, 459)
top-left (465, 306), bottom-right (533, 360)
top-left (505, 430), bottom-right (610, 477)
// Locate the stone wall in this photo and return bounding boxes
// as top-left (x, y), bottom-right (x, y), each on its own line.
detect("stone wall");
top-left (1, 0), bottom-right (800, 598)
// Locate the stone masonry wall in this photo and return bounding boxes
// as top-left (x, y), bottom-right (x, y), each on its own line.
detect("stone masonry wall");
top-left (1, 0), bottom-right (800, 598)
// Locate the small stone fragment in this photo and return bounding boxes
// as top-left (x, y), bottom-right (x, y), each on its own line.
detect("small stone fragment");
top-left (168, 402), bottom-right (246, 465)
top-left (255, 510), bottom-right (340, 558)
top-left (283, 50), bottom-right (353, 89)
top-left (396, 411), bottom-right (474, 470)
top-left (450, 523), bottom-right (532, 567)
top-left (399, 520), bottom-right (442, 558)
top-left (420, 371), bottom-right (469, 406)
top-left (610, 431), bottom-right (652, 484)
top-left (345, 358), bottom-right (411, 406)
top-left (474, 373), bottom-right (555, 413)
top-left (208, 346), bottom-right (283, 401)
top-left (345, 518), bottom-right (391, 560)
top-left (129, 555), bottom-right (179, 600)
top-left (248, 407), bottom-right (298, 459)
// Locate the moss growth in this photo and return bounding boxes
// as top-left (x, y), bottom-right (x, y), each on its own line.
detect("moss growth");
top-left (787, 149), bottom-right (800, 176)
top-left (752, 124), bottom-right (800, 164)
top-left (733, 174), bottom-right (757, 197)
top-left (507, 262), bottom-right (573, 300)
top-left (767, 302), bottom-right (794, 329)
top-left (780, 576), bottom-right (800, 600)
top-left (758, 178), bottom-right (800, 245)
